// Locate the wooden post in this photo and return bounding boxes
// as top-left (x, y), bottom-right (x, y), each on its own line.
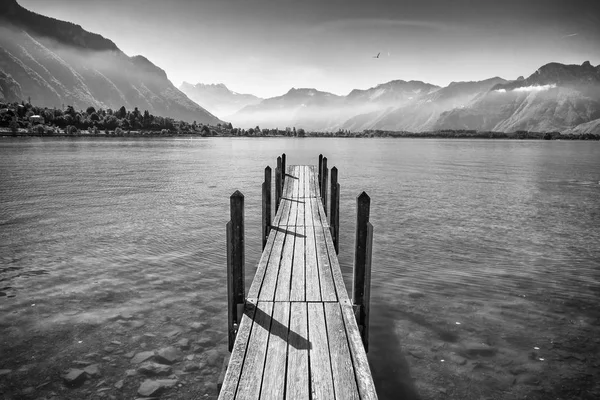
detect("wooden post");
top-left (275, 156), bottom-right (282, 212)
top-left (322, 157), bottom-right (328, 215)
top-left (330, 167), bottom-right (340, 254)
top-left (353, 192), bottom-right (373, 352)
top-left (281, 153), bottom-right (286, 186)
top-left (227, 190), bottom-right (245, 352)
top-left (318, 154), bottom-right (323, 195)
top-left (262, 166), bottom-right (272, 250)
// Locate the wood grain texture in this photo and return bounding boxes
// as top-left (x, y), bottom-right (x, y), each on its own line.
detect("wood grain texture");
top-left (304, 225), bottom-right (321, 302)
top-left (275, 210), bottom-right (297, 301)
top-left (308, 302), bottom-right (335, 400)
top-left (313, 226), bottom-right (337, 302)
top-left (325, 302), bottom-right (360, 400)
top-left (321, 225), bottom-right (351, 306)
top-left (290, 226), bottom-right (306, 302)
top-left (218, 302), bottom-right (257, 400)
top-left (261, 302), bottom-right (290, 399)
top-left (286, 302), bottom-right (309, 400)
top-left (247, 223), bottom-right (277, 302)
top-left (341, 304), bottom-right (378, 400)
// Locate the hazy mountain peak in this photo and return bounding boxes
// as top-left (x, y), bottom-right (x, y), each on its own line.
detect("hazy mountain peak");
top-left (1, 0), bottom-right (119, 52)
top-left (178, 81), bottom-right (262, 118)
top-left (0, 0), bottom-right (222, 124)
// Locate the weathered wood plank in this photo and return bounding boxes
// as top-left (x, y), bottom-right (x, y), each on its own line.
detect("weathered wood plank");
top-left (282, 165), bottom-right (295, 199)
top-left (218, 302), bottom-right (257, 400)
top-left (341, 304), bottom-right (378, 400)
top-left (286, 302), bottom-right (309, 400)
top-left (324, 302), bottom-right (360, 400)
top-left (274, 208), bottom-right (297, 302)
top-left (303, 166), bottom-right (311, 199)
top-left (260, 205), bottom-right (291, 301)
top-left (247, 226), bottom-right (278, 301)
top-left (290, 225), bottom-right (306, 302)
top-left (307, 302), bottom-right (335, 400)
top-left (230, 301), bottom-right (274, 400)
top-left (321, 225), bottom-right (351, 306)
top-left (304, 225), bottom-right (321, 302)
top-left (261, 302), bottom-right (290, 399)
top-left (314, 225), bottom-right (337, 302)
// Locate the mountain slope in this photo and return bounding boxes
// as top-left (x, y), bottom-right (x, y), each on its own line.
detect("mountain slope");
top-left (434, 62), bottom-right (600, 132)
top-left (231, 88), bottom-right (345, 130)
top-left (0, 0), bottom-right (222, 124)
top-left (179, 82), bottom-right (262, 119)
top-left (340, 77), bottom-right (507, 132)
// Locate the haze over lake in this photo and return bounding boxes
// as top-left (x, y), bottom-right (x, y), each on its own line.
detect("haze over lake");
top-left (1, 137), bottom-right (599, 399)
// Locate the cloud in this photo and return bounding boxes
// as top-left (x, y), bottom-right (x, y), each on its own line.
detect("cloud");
top-left (561, 33), bottom-right (578, 38)
top-left (513, 84), bottom-right (557, 92)
top-left (495, 84), bottom-right (556, 93)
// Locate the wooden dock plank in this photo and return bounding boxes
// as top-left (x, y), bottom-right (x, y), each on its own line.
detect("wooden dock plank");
top-left (304, 225), bottom-right (321, 302)
top-left (234, 302), bottom-right (274, 400)
top-left (260, 302), bottom-right (290, 399)
top-left (341, 304), bottom-right (378, 400)
top-left (219, 302), bottom-right (257, 399)
top-left (321, 225), bottom-right (351, 306)
top-left (286, 302), bottom-right (309, 400)
top-left (290, 225), bottom-right (306, 302)
top-left (247, 227), bottom-right (278, 301)
top-left (313, 226), bottom-right (337, 302)
top-left (307, 302), bottom-right (335, 400)
top-left (260, 198), bottom-right (292, 301)
top-left (274, 205), bottom-right (297, 301)
top-left (325, 302), bottom-right (360, 400)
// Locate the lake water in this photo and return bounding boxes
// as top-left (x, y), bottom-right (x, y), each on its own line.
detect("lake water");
top-left (1, 137), bottom-right (599, 399)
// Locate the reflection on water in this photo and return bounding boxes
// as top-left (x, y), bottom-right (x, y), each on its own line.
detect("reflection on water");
top-left (1, 137), bottom-right (599, 399)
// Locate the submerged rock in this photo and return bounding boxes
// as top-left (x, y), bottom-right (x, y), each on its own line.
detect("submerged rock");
top-left (177, 338), bottom-right (190, 350)
top-left (63, 369), bottom-right (87, 387)
top-left (131, 351), bottom-right (155, 364)
top-left (155, 346), bottom-right (181, 365)
top-left (137, 362), bottom-right (172, 376)
top-left (137, 378), bottom-right (178, 397)
top-left (84, 364), bottom-right (101, 378)
top-left (462, 342), bottom-right (497, 357)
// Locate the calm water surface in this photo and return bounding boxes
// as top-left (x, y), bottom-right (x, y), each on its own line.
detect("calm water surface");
top-left (1, 137), bottom-right (599, 399)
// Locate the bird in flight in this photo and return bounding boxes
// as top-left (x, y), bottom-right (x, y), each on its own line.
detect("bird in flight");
top-left (373, 52), bottom-right (380, 58)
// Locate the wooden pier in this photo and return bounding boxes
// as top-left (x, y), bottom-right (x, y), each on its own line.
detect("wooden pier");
top-left (219, 155), bottom-right (377, 399)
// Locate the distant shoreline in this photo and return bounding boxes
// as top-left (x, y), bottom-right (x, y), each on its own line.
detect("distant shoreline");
top-left (1, 129), bottom-right (598, 141)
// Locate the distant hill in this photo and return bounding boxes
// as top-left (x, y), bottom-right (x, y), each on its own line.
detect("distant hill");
top-left (434, 62), bottom-right (600, 132)
top-left (342, 77), bottom-right (507, 132)
top-left (179, 82), bottom-right (262, 119)
top-left (0, 0), bottom-right (222, 125)
top-left (228, 62), bottom-right (600, 134)
top-left (231, 88), bottom-right (345, 131)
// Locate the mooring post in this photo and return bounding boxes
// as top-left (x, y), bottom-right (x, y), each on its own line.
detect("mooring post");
top-left (330, 167), bottom-right (340, 254)
top-left (352, 192), bottom-right (373, 352)
top-left (318, 154), bottom-right (323, 195)
top-left (322, 157), bottom-right (328, 214)
top-left (281, 153), bottom-right (286, 186)
top-left (262, 166), bottom-right (272, 250)
top-left (275, 156), bottom-right (282, 213)
top-left (227, 190), bottom-right (245, 352)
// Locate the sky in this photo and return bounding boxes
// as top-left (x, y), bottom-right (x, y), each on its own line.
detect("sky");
top-left (20, 0), bottom-right (600, 98)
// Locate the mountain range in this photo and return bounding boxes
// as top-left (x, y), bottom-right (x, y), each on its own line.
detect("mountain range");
top-left (178, 82), bottom-right (261, 119)
top-left (219, 63), bottom-right (600, 133)
top-left (1, 0), bottom-right (598, 134)
top-left (0, 0), bottom-right (222, 125)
